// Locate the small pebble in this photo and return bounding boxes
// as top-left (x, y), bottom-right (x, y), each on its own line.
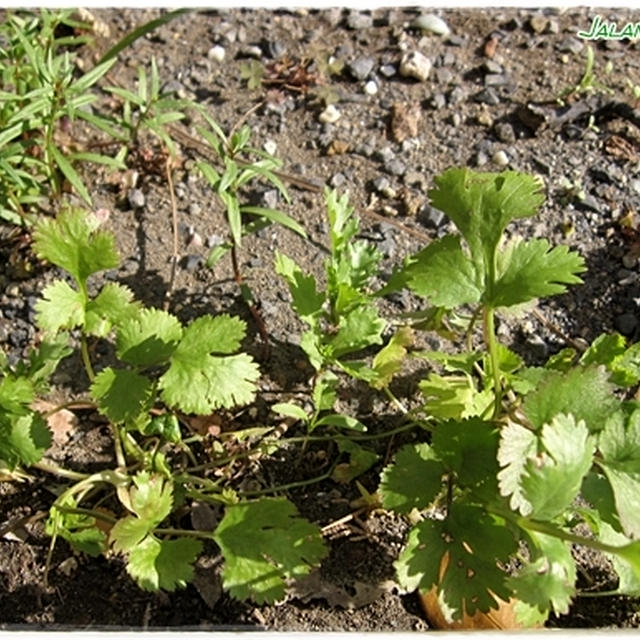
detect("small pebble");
top-left (127, 188), bottom-right (145, 210)
top-left (495, 122), bottom-right (516, 143)
top-left (330, 172), bottom-right (346, 188)
top-left (529, 15), bottom-right (548, 34)
top-left (399, 51), bottom-right (432, 82)
top-left (364, 80), bottom-right (378, 95)
top-left (411, 14), bottom-right (451, 37)
top-left (385, 158), bottom-right (407, 177)
top-left (346, 11), bottom-right (373, 30)
top-left (492, 150), bottom-right (509, 166)
top-left (615, 313), bottom-right (638, 336)
top-left (206, 234), bottom-right (225, 248)
top-left (183, 254), bottom-right (204, 272)
top-left (379, 64), bottom-right (396, 78)
top-left (263, 139), bottom-right (277, 155)
top-left (557, 37), bottom-right (583, 54)
top-left (319, 104), bottom-right (341, 124)
top-left (207, 45), bottom-right (226, 63)
top-left (474, 88), bottom-right (500, 105)
top-left (348, 56), bottom-right (375, 81)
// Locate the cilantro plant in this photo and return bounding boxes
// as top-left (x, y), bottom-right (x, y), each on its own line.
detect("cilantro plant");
top-left (276, 188), bottom-right (386, 375)
top-left (0, 206), bottom-right (328, 601)
top-left (377, 168), bottom-right (640, 626)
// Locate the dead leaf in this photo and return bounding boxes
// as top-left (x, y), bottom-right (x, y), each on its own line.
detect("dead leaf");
top-left (327, 139), bottom-right (350, 155)
top-left (186, 414), bottom-right (222, 436)
top-left (32, 400), bottom-right (77, 445)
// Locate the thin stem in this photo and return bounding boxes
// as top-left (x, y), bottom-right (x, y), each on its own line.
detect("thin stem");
top-left (33, 459), bottom-right (90, 481)
top-left (80, 336), bottom-right (95, 382)
top-left (383, 386), bottom-right (409, 415)
top-left (56, 505), bottom-right (117, 525)
top-left (154, 527), bottom-right (214, 539)
top-left (238, 462), bottom-right (338, 497)
top-left (41, 399), bottom-right (96, 418)
top-left (483, 306), bottom-right (502, 420)
top-left (163, 153), bottom-right (179, 312)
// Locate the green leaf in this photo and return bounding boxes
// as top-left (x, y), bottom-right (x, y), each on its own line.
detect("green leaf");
top-left (428, 168), bottom-right (544, 271)
top-left (395, 505), bottom-right (517, 620)
top-left (129, 471), bottom-right (174, 524)
top-left (91, 368), bottom-right (153, 424)
top-left (36, 280), bottom-right (84, 333)
top-left (0, 375), bottom-right (34, 414)
top-left (111, 516), bottom-right (152, 553)
top-left (312, 371), bottom-right (338, 413)
top-left (507, 532), bottom-right (576, 616)
top-left (140, 414), bottom-right (182, 443)
top-left (379, 443), bottom-right (446, 513)
top-left (0, 412), bottom-right (51, 468)
top-left (581, 333), bottom-right (640, 387)
top-left (116, 309), bottom-right (183, 367)
top-left (271, 402), bottom-right (309, 422)
top-left (241, 206), bottom-right (306, 238)
top-left (33, 207), bottom-right (119, 285)
top-left (419, 373), bottom-right (493, 421)
top-left (497, 421), bottom-right (539, 514)
top-left (599, 523), bottom-right (640, 595)
top-left (85, 283), bottom-right (140, 337)
top-left (490, 238), bottom-right (584, 308)
top-left (332, 438), bottom-right (379, 483)
top-left (16, 334), bottom-right (72, 391)
top-left (521, 414), bottom-right (595, 520)
top-left (127, 535), bottom-right (202, 591)
top-left (522, 365), bottom-right (619, 433)
top-left (597, 410), bottom-right (640, 538)
top-left (47, 499), bottom-right (106, 557)
top-left (432, 419), bottom-right (499, 494)
top-left (275, 252), bottom-right (325, 321)
top-left (213, 497), bottom-right (328, 603)
top-left (329, 306), bottom-right (386, 358)
top-left (159, 315), bottom-right (259, 414)
top-left (313, 413), bottom-right (367, 432)
top-left (406, 235), bottom-right (483, 308)
top-left (370, 326), bottom-right (414, 390)
top-left (49, 144), bottom-right (92, 206)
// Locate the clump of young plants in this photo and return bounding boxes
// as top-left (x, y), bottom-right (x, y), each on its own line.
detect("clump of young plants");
top-left (376, 167), bottom-right (640, 626)
top-left (0, 9), bottom-right (124, 222)
top-left (0, 206), bottom-right (328, 602)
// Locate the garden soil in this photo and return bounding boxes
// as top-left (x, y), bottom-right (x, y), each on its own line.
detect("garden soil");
top-left (2, 6), bottom-right (640, 631)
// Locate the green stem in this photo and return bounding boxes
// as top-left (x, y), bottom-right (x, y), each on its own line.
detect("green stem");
top-left (33, 459), bottom-right (90, 481)
top-left (56, 505), bottom-right (117, 524)
top-left (238, 461), bottom-right (338, 497)
top-left (491, 505), bottom-right (634, 557)
top-left (483, 306), bottom-right (502, 419)
top-left (154, 527), bottom-right (214, 540)
top-left (80, 336), bottom-right (95, 382)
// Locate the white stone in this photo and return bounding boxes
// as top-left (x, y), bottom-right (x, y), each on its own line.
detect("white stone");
top-left (207, 45), bottom-right (226, 63)
top-left (492, 150), bottom-right (509, 166)
top-left (411, 14), bottom-right (451, 37)
top-left (263, 139), bottom-right (277, 155)
top-left (319, 104), bottom-right (341, 124)
top-left (399, 51), bottom-right (432, 82)
top-left (364, 80), bottom-right (378, 95)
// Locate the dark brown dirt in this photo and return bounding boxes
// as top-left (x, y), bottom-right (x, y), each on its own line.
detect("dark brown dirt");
top-left (2, 7), bottom-right (640, 631)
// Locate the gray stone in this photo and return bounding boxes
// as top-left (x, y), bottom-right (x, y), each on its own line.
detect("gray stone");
top-left (372, 175), bottom-right (391, 192)
top-left (183, 254), bottom-right (204, 272)
top-left (188, 203), bottom-right (202, 216)
top-left (495, 122), bottom-right (516, 143)
top-left (206, 234), bottom-right (225, 248)
top-left (411, 14), bottom-right (451, 37)
top-left (385, 158), bottom-right (407, 177)
top-left (431, 93), bottom-right (446, 109)
top-left (474, 88), bottom-right (500, 105)
top-left (376, 146), bottom-right (396, 163)
top-left (448, 86), bottom-right (467, 105)
top-left (399, 51), bottom-right (432, 82)
top-left (475, 151), bottom-right (489, 166)
top-left (330, 172), bottom-right (346, 188)
top-left (419, 205), bottom-right (446, 229)
top-left (484, 60), bottom-right (504, 74)
top-left (435, 68), bottom-right (453, 84)
top-left (127, 188), bottom-right (145, 210)
top-left (529, 15), bottom-right (548, 34)
top-left (557, 37), bottom-right (583, 54)
top-left (262, 188), bottom-right (280, 210)
top-left (379, 63), bottom-right (396, 78)
top-left (348, 56), bottom-right (376, 81)
top-left (484, 74), bottom-right (509, 87)
top-left (346, 11), bottom-right (373, 30)
top-left (446, 34), bottom-right (465, 46)
top-left (262, 39), bottom-right (286, 59)
top-left (615, 312), bottom-right (638, 336)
